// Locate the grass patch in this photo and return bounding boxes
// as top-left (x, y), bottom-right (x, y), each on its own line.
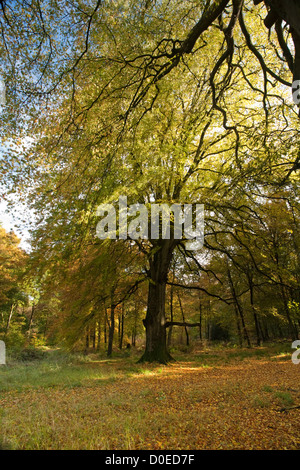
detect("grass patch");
top-left (274, 391), bottom-right (295, 408)
top-left (0, 350), bottom-right (136, 392)
top-left (252, 395), bottom-right (272, 409)
top-left (0, 342), bottom-right (298, 450)
top-left (261, 385), bottom-right (273, 393)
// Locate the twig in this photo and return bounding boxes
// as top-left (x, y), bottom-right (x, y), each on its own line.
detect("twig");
top-left (279, 405), bottom-right (300, 413)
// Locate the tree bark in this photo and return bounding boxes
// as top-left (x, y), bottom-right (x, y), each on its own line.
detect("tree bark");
top-left (132, 302), bottom-right (138, 347)
top-left (92, 321), bottom-right (96, 351)
top-left (167, 271), bottom-right (174, 348)
top-left (5, 303), bottom-right (14, 336)
top-left (104, 307), bottom-right (108, 344)
top-left (138, 240), bottom-right (176, 363)
top-left (85, 326), bottom-right (89, 353)
top-left (28, 304), bottom-right (35, 334)
top-left (199, 300), bottom-right (202, 341)
top-left (107, 292), bottom-right (115, 357)
top-left (97, 317), bottom-right (101, 351)
top-left (177, 294), bottom-right (189, 346)
top-left (119, 304), bottom-right (124, 350)
top-left (280, 283), bottom-right (298, 340)
top-left (267, 0), bottom-right (300, 39)
top-left (227, 265), bottom-right (252, 347)
top-left (247, 274), bottom-right (262, 346)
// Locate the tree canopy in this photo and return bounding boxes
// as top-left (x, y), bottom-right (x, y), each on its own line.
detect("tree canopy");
top-left (0, 0), bottom-right (299, 362)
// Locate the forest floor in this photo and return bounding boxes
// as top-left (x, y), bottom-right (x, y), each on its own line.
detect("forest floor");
top-left (0, 342), bottom-right (299, 450)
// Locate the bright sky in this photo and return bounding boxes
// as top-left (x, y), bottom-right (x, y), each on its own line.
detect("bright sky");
top-left (0, 87), bottom-right (32, 251)
top-left (0, 200), bottom-right (14, 230)
top-left (0, 199), bottom-right (30, 251)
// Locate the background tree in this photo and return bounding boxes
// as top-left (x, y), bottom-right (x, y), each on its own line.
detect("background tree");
top-left (0, 226), bottom-right (28, 347)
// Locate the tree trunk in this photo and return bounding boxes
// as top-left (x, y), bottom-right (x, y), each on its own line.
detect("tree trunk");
top-left (119, 304), bottom-right (124, 350)
top-left (97, 317), bottom-right (101, 351)
top-left (107, 295), bottom-right (115, 357)
top-left (5, 303), bottom-right (14, 336)
top-left (227, 265), bottom-right (251, 347)
top-left (280, 283), bottom-right (298, 340)
top-left (28, 304), bottom-right (35, 334)
top-left (138, 240), bottom-right (175, 363)
top-left (199, 300), bottom-right (202, 341)
top-left (43, 314), bottom-right (49, 339)
top-left (131, 301), bottom-right (138, 347)
top-left (132, 303), bottom-right (137, 347)
top-left (92, 321), bottom-right (96, 351)
top-left (248, 276), bottom-right (262, 346)
top-left (268, 0), bottom-right (300, 39)
top-left (233, 303), bottom-right (243, 347)
top-left (104, 308), bottom-right (108, 344)
top-left (177, 294), bottom-right (189, 346)
top-left (262, 320), bottom-right (270, 341)
top-left (167, 281), bottom-right (174, 347)
top-left (85, 326), bottom-right (89, 354)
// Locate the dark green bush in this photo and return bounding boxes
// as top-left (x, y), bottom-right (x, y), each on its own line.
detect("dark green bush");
top-left (18, 347), bottom-right (46, 361)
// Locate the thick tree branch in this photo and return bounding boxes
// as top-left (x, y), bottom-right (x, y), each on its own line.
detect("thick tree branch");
top-left (266, 0), bottom-right (300, 38)
top-left (167, 281), bottom-right (232, 304)
top-left (179, 0), bottom-right (230, 54)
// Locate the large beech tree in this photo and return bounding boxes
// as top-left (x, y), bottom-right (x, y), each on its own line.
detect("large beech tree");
top-left (1, 0), bottom-right (299, 361)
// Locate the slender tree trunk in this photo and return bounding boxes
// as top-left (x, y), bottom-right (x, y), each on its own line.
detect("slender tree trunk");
top-left (104, 308), bottom-right (108, 344)
top-left (280, 282), bottom-right (298, 340)
top-left (119, 304), bottom-right (124, 350)
top-left (28, 304), bottom-right (35, 334)
top-left (207, 299), bottom-right (212, 340)
top-left (236, 298), bottom-right (251, 347)
top-left (85, 326), bottom-right (90, 353)
top-left (107, 304), bottom-right (115, 357)
top-left (177, 294), bottom-right (189, 346)
top-left (5, 304), bottom-right (14, 336)
top-left (252, 308), bottom-right (261, 346)
top-left (131, 302), bottom-right (138, 347)
top-left (43, 314), bottom-right (49, 339)
top-left (233, 303), bottom-right (243, 347)
top-left (92, 321), bottom-right (96, 351)
top-left (258, 319), bottom-right (266, 342)
top-left (167, 281), bottom-right (174, 348)
top-left (248, 277), bottom-right (262, 346)
top-left (276, 321), bottom-right (283, 339)
top-left (97, 317), bottom-right (101, 351)
top-left (207, 321), bottom-right (211, 341)
top-left (274, 240), bottom-right (298, 339)
top-left (199, 300), bottom-right (202, 341)
top-left (138, 240), bottom-right (175, 363)
top-left (227, 266), bottom-right (251, 347)
top-left (262, 320), bottom-right (270, 341)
